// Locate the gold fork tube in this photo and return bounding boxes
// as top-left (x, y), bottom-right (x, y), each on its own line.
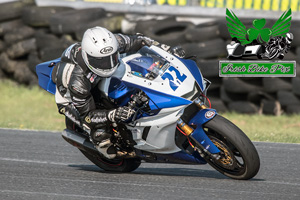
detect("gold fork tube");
top-left (194, 98), bottom-right (207, 110)
top-left (177, 118), bottom-right (194, 136)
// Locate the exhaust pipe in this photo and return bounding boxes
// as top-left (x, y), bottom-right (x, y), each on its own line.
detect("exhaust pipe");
top-left (62, 129), bottom-right (98, 154)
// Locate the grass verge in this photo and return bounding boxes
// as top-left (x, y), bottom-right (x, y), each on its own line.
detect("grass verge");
top-left (0, 79), bottom-right (299, 143)
top-left (222, 112), bottom-right (300, 143)
top-left (0, 80), bottom-right (65, 131)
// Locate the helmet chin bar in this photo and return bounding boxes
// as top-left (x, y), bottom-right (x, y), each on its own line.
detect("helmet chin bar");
top-left (82, 49), bottom-right (119, 77)
top-left (90, 64), bottom-right (119, 78)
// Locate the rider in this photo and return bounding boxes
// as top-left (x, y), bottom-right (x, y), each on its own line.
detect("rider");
top-left (54, 26), bottom-right (185, 159)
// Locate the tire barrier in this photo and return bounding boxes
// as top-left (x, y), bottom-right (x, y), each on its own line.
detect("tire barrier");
top-left (292, 77), bottom-right (300, 96)
top-left (0, 1), bottom-right (299, 115)
top-left (50, 8), bottom-right (106, 35)
top-left (261, 99), bottom-right (281, 116)
top-left (0, 1), bottom-right (24, 22)
top-left (185, 21), bottom-right (220, 43)
top-left (22, 6), bottom-right (73, 27)
top-left (228, 101), bottom-right (260, 114)
top-left (262, 77), bottom-right (293, 93)
top-left (136, 19), bottom-right (192, 46)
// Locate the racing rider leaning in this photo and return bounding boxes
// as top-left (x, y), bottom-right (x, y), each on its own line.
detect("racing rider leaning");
top-left (54, 27), bottom-right (185, 160)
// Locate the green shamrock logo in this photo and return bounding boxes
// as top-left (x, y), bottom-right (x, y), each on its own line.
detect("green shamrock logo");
top-left (247, 19), bottom-right (272, 43)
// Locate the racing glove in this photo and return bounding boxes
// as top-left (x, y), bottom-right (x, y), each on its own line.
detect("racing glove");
top-left (107, 106), bottom-right (135, 123)
top-left (135, 33), bottom-right (155, 47)
top-left (169, 46), bottom-right (186, 58)
top-left (127, 33), bottom-right (155, 52)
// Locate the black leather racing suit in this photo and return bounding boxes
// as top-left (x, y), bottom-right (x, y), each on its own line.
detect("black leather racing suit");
top-left (54, 34), bottom-right (150, 134)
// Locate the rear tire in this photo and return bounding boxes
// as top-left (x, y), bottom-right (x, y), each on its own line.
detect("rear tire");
top-left (203, 115), bottom-right (260, 180)
top-left (80, 150), bottom-right (141, 172)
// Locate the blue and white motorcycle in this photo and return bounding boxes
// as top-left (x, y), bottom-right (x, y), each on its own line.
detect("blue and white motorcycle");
top-left (36, 45), bottom-right (260, 180)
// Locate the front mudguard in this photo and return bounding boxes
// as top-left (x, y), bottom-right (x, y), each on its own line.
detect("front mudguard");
top-left (188, 108), bottom-right (220, 154)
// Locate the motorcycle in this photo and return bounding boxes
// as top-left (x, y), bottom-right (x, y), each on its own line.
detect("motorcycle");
top-left (36, 45), bottom-right (260, 180)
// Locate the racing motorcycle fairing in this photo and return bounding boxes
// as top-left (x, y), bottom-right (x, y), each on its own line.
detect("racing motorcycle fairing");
top-left (36, 45), bottom-right (220, 159)
top-left (100, 46), bottom-right (220, 155)
top-left (127, 105), bottom-right (185, 153)
top-left (103, 46), bottom-right (206, 111)
top-left (178, 58), bottom-right (205, 90)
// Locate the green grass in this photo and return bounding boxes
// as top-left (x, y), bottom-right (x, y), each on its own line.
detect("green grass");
top-left (222, 112), bottom-right (300, 143)
top-left (0, 79), bottom-right (299, 143)
top-left (0, 80), bottom-right (65, 131)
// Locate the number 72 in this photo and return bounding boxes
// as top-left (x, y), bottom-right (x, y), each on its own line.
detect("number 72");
top-left (161, 66), bottom-right (187, 91)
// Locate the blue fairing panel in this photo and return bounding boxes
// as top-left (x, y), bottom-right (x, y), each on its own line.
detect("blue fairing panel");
top-left (124, 81), bottom-right (192, 109)
top-left (108, 77), bottom-right (136, 106)
top-left (178, 58), bottom-right (204, 91)
top-left (36, 58), bottom-right (60, 94)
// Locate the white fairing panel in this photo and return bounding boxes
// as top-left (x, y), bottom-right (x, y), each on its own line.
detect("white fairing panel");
top-left (127, 106), bottom-right (184, 153)
top-left (121, 46), bottom-right (197, 97)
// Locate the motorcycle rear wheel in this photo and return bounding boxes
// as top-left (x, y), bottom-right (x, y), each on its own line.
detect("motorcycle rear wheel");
top-left (203, 115), bottom-right (260, 180)
top-left (80, 150), bottom-right (141, 172)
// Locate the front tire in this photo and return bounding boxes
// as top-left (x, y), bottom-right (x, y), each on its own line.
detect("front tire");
top-left (80, 150), bottom-right (141, 173)
top-left (203, 115), bottom-right (260, 180)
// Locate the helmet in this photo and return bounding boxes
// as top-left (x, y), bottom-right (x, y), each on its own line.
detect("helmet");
top-left (81, 27), bottom-right (119, 77)
top-left (285, 32), bottom-right (293, 44)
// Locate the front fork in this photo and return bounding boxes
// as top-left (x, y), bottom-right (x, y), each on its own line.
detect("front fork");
top-left (176, 98), bottom-right (221, 160)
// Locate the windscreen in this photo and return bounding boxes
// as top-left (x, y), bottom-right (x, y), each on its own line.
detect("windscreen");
top-left (126, 46), bottom-right (170, 80)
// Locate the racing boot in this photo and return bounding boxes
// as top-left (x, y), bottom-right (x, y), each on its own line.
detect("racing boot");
top-left (92, 129), bottom-right (117, 159)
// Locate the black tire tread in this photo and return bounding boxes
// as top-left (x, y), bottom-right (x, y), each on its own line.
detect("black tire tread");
top-left (80, 150), bottom-right (141, 173)
top-left (204, 115), bottom-right (260, 180)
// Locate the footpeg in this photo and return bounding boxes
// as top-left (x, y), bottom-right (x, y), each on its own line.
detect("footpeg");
top-left (116, 151), bottom-right (136, 158)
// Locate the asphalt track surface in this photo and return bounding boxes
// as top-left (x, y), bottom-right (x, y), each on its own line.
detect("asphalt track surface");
top-left (0, 128), bottom-right (299, 200)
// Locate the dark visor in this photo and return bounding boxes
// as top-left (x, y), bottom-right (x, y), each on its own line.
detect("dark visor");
top-left (87, 52), bottom-right (119, 70)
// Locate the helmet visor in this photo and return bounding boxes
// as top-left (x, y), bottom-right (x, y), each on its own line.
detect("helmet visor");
top-left (87, 51), bottom-right (119, 70)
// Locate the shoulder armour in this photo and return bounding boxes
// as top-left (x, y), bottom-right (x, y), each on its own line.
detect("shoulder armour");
top-left (61, 43), bottom-right (81, 63)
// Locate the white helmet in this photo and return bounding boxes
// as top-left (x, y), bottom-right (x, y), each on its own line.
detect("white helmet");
top-left (81, 27), bottom-right (119, 77)
top-left (285, 32), bottom-right (293, 44)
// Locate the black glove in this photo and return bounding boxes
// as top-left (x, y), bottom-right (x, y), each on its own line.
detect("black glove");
top-left (157, 44), bottom-right (186, 58)
top-left (107, 106), bottom-right (135, 123)
top-left (169, 46), bottom-right (186, 58)
top-left (127, 33), bottom-right (155, 53)
top-left (135, 33), bottom-right (154, 47)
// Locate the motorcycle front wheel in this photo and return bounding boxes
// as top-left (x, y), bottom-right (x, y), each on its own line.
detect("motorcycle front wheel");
top-left (203, 115), bottom-right (260, 180)
top-left (80, 150), bottom-right (141, 172)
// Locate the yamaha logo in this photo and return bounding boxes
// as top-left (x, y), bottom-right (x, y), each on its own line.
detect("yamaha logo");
top-left (100, 46), bottom-right (113, 54)
top-left (205, 111), bottom-right (215, 119)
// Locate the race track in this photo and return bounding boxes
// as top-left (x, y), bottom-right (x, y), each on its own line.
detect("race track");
top-left (0, 129), bottom-right (299, 200)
